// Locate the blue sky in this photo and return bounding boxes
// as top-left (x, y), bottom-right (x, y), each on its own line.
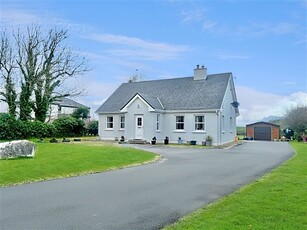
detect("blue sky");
top-left (0, 0), bottom-right (306, 125)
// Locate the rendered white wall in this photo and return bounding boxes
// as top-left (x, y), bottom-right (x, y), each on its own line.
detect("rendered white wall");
top-left (219, 79), bottom-right (237, 145)
top-left (98, 114), bottom-right (125, 140)
top-left (161, 112), bottom-right (218, 145)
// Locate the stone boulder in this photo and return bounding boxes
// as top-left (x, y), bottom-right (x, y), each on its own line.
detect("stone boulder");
top-left (0, 140), bottom-right (36, 159)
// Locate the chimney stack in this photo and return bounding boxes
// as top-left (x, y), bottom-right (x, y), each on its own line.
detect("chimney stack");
top-left (194, 65), bottom-right (207, 80)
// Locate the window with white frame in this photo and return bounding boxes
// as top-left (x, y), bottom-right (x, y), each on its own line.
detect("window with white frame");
top-left (120, 116), bottom-right (125, 129)
top-left (230, 117), bottom-right (233, 132)
top-left (195, 115), bottom-right (205, 130)
top-left (222, 115), bottom-right (225, 132)
top-left (156, 114), bottom-right (160, 130)
top-left (176, 116), bottom-right (184, 130)
top-left (106, 116), bottom-right (113, 129)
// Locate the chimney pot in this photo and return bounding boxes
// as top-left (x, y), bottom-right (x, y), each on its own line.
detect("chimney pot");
top-left (194, 65), bottom-right (207, 80)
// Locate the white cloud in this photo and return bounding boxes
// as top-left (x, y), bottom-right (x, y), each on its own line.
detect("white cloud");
top-left (180, 8), bottom-right (206, 23)
top-left (294, 39), bottom-right (307, 45)
top-left (282, 81), bottom-right (297, 86)
top-left (271, 22), bottom-right (297, 35)
top-left (238, 21), bottom-right (299, 38)
top-left (87, 33), bottom-right (190, 61)
top-left (202, 20), bottom-right (218, 30)
top-left (236, 86), bottom-right (307, 125)
top-left (88, 34), bottom-right (188, 52)
top-left (0, 8), bottom-right (90, 35)
top-left (0, 9), bottom-right (41, 25)
top-left (215, 52), bottom-right (251, 60)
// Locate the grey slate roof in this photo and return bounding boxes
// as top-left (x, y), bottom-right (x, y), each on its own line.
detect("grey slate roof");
top-left (133, 93), bottom-right (164, 110)
top-left (53, 98), bottom-right (89, 109)
top-left (96, 73), bottom-right (231, 113)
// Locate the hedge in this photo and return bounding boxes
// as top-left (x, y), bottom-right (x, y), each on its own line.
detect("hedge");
top-left (0, 113), bottom-right (87, 140)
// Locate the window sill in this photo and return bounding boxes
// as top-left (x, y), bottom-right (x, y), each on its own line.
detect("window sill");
top-left (173, 130), bottom-right (186, 133)
top-left (192, 130), bottom-right (206, 134)
top-left (105, 129), bottom-right (114, 131)
top-left (119, 129), bottom-right (125, 131)
top-left (156, 130), bottom-right (161, 133)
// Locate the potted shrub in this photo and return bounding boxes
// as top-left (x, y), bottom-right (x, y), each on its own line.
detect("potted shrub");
top-left (206, 135), bottom-right (213, 146)
top-left (62, 138), bottom-right (70, 142)
top-left (151, 136), bottom-right (157, 145)
top-left (177, 137), bottom-right (183, 144)
top-left (190, 140), bottom-right (197, 145)
top-left (119, 136), bottom-right (125, 143)
top-left (164, 136), bottom-right (169, 145)
top-left (49, 138), bottom-right (58, 143)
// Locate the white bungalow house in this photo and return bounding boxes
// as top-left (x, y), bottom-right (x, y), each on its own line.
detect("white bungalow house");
top-left (95, 65), bottom-right (240, 146)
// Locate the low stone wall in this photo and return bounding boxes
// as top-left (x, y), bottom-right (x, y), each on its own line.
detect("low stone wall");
top-left (0, 140), bottom-right (36, 159)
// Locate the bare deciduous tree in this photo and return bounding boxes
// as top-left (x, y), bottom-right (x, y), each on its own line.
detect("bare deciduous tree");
top-left (283, 104), bottom-right (307, 133)
top-left (30, 28), bottom-right (88, 122)
top-left (1, 26), bottom-right (89, 122)
top-left (15, 26), bottom-right (42, 121)
top-left (0, 31), bottom-right (17, 117)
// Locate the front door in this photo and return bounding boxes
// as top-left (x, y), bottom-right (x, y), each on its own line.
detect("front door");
top-left (135, 115), bottom-right (144, 139)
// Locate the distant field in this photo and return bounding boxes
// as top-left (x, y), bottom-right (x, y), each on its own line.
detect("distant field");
top-left (0, 141), bottom-right (158, 187)
top-left (236, 126), bottom-right (246, 135)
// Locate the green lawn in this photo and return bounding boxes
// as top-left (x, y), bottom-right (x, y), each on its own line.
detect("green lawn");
top-left (0, 141), bottom-right (158, 187)
top-left (164, 142), bottom-right (307, 230)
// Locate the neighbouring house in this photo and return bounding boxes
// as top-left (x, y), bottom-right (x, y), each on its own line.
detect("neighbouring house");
top-left (47, 98), bottom-right (90, 122)
top-left (0, 97), bottom-right (90, 122)
top-left (246, 122), bottom-right (280, 141)
top-left (96, 65), bottom-right (240, 146)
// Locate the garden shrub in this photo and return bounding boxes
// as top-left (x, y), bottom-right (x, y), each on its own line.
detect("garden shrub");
top-left (53, 116), bottom-right (85, 137)
top-left (294, 132), bottom-right (303, 142)
top-left (74, 119), bottom-right (86, 136)
top-left (22, 121), bottom-right (56, 138)
top-left (0, 113), bottom-right (56, 140)
top-left (0, 113), bottom-right (87, 140)
top-left (0, 113), bottom-right (23, 140)
top-left (88, 120), bottom-right (98, 135)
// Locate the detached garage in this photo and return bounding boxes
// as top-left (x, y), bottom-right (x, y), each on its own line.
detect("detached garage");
top-left (246, 122), bottom-right (280, 141)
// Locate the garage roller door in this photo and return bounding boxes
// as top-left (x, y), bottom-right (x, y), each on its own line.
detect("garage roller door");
top-left (254, 126), bottom-right (271, 141)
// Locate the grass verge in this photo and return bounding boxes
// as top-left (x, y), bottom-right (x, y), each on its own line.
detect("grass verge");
top-left (0, 141), bottom-right (158, 187)
top-left (164, 141), bottom-right (307, 229)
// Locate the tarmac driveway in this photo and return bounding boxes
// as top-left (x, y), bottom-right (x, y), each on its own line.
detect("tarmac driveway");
top-left (0, 141), bottom-right (293, 230)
